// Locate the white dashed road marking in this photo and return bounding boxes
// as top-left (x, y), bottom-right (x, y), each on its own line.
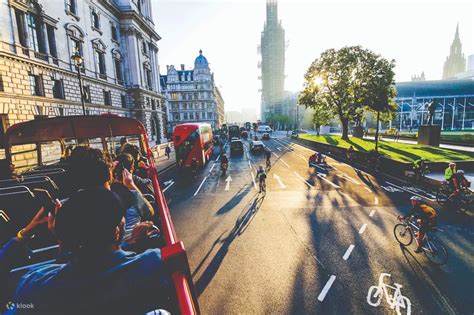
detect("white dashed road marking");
top-left (318, 275), bottom-right (336, 302)
top-left (343, 244), bottom-right (355, 261)
top-left (359, 223), bottom-right (368, 235)
top-left (369, 210), bottom-right (376, 217)
top-left (193, 176), bottom-right (208, 196)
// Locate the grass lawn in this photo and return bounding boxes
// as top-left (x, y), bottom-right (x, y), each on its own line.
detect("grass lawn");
top-left (299, 134), bottom-right (474, 163)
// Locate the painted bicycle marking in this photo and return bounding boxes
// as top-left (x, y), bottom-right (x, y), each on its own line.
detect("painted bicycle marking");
top-left (367, 273), bottom-right (412, 315)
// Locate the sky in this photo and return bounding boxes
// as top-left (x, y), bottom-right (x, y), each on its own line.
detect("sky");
top-left (152, 0), bottom-right (474, 116)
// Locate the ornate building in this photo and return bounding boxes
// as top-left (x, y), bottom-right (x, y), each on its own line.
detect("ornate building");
top-left (0, 0), bottom-right (167, 154)
top-left (160, 50), bottom-right (225, 134)
top-left (442, 24), bottom-right (466, 79)
top-left (259, 0), bottom-right (285, 122)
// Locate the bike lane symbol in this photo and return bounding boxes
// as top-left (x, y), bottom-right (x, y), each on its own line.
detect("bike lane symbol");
top-left (367, 273), bottom-right (412, 315)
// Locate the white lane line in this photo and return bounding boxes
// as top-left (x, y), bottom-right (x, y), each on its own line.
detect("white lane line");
top-left (385, 181), bottom-right (436, 201)
top-left (343, 244), bottom-right (355, 261)
top-left (277, 147), bottom-right (282, 151)
top-left (364, 187), bottom-right (372, 193)
top-left (272, 152), bottom-right (290, 168)
top-left (374, 197), bottom-right (379, 205)
top-left (163, 181), bottom-right (175, 192)
top-left (248, 160), bottom-right (252, 170)
top-left (369, 210), bottom-right (376, 217)
top-left (251, 171), bottom-right (257, 190)
top-left (359, 223), bottom-right (368, 235)
top-left (193, 176), bottom-right (208, 196)
top-left (294, 171), bottom-right (313, 188)
top-left (318, 275), bottom-right (336, 302)
top-left (215, 154), bottom-right (220, 162)
top-left (311, 162), bottom-right (327, 172)
top-left (209, 163), bottom-right (216, 173)
top-left (317, 174), bottom-right (341, 189)
top-left (337, 174), bottom-right (361, 185)
top-left (273, 173), bottom-right (286, 189)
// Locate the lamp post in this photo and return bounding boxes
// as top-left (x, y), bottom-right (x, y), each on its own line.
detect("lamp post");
top-left (71, 50), bottom-right (87, 116)
top-left (374, 69), bottom-right (384, 153)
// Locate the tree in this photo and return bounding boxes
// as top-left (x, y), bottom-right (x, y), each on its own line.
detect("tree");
top-left (299, 46), bottom-right (396, 140)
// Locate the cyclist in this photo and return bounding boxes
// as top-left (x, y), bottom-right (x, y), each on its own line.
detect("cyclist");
top-left (449, 169), bottom-right (470, 200)
top-left (412, 158), bottom-right (428, 184)
top-left (221, 153), bottom-right (229, 174)
top-left (264, 147), bottom-right (272, 167)
top-left (256, 165), bottom-right (267, 193)
top-left (347, 145), bottom-right (355, 162)
top-left (444, 162), bottom-right (456, 187)
top-left (398, 196), bottom-right (438, 253)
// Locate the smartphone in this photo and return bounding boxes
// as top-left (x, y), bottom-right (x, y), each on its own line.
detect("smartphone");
top-left (33, 189), bottom-right (57, 215)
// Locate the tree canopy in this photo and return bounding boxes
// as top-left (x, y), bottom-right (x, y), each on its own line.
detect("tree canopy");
top-left (299, 46), bottom-right (397, 140)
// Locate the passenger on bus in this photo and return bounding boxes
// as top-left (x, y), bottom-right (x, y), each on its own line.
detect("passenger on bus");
top-left (69, 147), bottom-right (154, 243)
top-left (114, 153), bottom-right (153, 195)
top-left (116, 137), bottom-right (129, 155)
top-left (59, 145), bottom-right (74, 163)
top-left (0, 188), bottom-right (168, 314)
top-left (0, 160), bottom-right (19, 180)
top-left (121, 145), bottom-right (149, 179)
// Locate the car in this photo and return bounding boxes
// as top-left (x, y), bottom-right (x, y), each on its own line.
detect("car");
top-left (291, 130), bottom-right (299, 138)
top-left (262, 133), bottom-right (270, 140)
top-left (250, 140), bottom-right (265, 153)
top-left (230, 139), bottom-right (244, 155)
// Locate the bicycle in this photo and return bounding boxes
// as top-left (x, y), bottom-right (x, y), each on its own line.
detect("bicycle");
top-left (266, 158), bottom-right (271, 170)
top-left (367, 273), bottom-right (411, 315)
top-left (436, 182), bottom-right (473, 213)
top-left (259, 179), bottom-right (266, 193)
top-left (393, 217), bottom-right (448, 265)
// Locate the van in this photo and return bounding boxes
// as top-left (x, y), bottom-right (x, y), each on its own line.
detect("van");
top-left (257, 125), bottom-right (272, 133)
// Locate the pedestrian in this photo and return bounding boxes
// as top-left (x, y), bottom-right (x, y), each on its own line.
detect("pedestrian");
top-left (395, 130), bottom-right (400, 142)
top-left (165, 145), bottom-right (171, 160)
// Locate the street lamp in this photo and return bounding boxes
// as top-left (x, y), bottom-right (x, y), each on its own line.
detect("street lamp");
top-left (71, 49), bottom-right (87, 116)
top-left (374, 69), bottom-right (384, 153)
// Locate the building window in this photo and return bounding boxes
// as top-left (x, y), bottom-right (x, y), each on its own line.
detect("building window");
top-left (26, 14), bottom-right (45, 53)
top-left (71, 38), bottom-right (83, 56)
top-left (15, 10), bottom-right (27, 47)
top-left (143, 63), bottom-right (152, 90)
top-left (83, 85), bottom-right (91, 103)
top-left (137, 0), bottom-right (142, 14)
top-left (29, 74), bottom-right (44, 96)
top-left (95, 50), bottom-right (106, 78)
top-left (111, 24), bottom-right (118, 41)
top-left (142, 41), bottom-right (148, 55)
top-left (52, 78), bottom-right (64, 99)
top-left (91, 10), bottom-right (100, 30)
top-left (66, 0), bottom-right (77, 15)
top-left (114, 58), bottom-right (123, 84)
top-left (46, 25), bottom-right (57, 58)
top-left (0, 75), bottom-right (3, 92)
top-left (103, 90), bottom-right (111, 106)
top-left (121, 94), bottom-right (127, 108)
top-left (151, 99), bottom-right (156, 111)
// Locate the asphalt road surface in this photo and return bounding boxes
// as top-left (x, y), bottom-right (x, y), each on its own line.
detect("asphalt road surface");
top-left (158, 131), bottom-right (474, 315)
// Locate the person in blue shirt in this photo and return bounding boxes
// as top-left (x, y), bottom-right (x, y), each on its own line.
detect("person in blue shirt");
top-left (0, 188), bottom-right (168, 314)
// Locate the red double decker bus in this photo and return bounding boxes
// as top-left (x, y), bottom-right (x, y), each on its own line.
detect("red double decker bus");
top-left (173, 123), bottom-right (214, 168)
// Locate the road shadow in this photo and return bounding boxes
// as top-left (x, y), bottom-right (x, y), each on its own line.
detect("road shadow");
top-left (194, 192), bottom-right (265, 296)
top-left (215, 184), bottom-right (252, 216)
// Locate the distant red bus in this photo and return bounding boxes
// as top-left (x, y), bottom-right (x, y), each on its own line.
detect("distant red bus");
top-left (173, 123), bottom-right (213, 168)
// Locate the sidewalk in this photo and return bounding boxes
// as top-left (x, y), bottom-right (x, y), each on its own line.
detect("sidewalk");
top-left (155, 151), bottom-right (176, 173)
top-left (363, 135), bottom-right (474, 153)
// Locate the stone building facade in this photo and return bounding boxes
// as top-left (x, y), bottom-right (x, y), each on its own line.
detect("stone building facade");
top-left (0, 0), bottom-right (167, 158)
top-left (160, 50), bottom-right (225, 134)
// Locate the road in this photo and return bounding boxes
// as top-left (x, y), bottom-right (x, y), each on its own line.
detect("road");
top-left (158, 131), bottom-right (474, 315)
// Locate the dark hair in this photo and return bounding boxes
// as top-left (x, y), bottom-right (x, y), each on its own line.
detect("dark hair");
top-left (121, 145), bottom-right (141, 161)
top-left (115, 153), bottom-right (134, 171)
top-left (69, 147), bottom-right (112, 190)
top-left (54, 188), bottom-right (126, 251)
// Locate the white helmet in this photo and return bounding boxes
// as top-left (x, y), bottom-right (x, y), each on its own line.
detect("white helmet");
top-left (457, 169), bottom-right (465, 174)
top-left (410, 196), bottom-right (422, 202)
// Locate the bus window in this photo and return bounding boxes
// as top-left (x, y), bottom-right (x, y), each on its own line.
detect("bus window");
top-left (175, 131), bottom-right (198, 164)
top-left (41, 141), bottom-right (62, 165)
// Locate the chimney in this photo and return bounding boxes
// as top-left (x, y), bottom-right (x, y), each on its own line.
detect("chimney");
top-left (166, 65), bottom-right (170, 72)
top-left (181, 64), bottom-right (185, 71)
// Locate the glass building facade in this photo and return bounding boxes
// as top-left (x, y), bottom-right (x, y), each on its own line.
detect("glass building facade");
top-left (392, 80), bottom-right (474, 131)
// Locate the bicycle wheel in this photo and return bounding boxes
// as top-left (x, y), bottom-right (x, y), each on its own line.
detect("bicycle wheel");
top-left (395, 295), bottom-right (412, 315)
top-left (424, 238), bottom-right (448, 265)
top-left (366, 286), bottom-right (382, 307)
top-left (393, 224), bottom-right (413, 246)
